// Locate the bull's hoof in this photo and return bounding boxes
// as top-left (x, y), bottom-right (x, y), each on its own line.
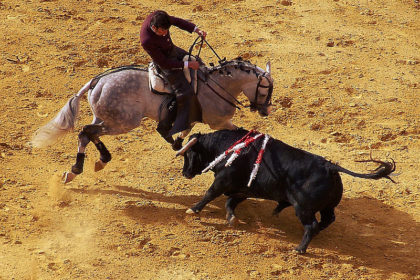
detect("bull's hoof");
top-left (294, 247), bottom-right (307, 254)
top-left (227, 215), bottom-right (238, 227)
top-left (186, 208), bottom-right (197, 214)
top-left (62, 172), bottom-right (77, 184)
top-left (94, 160), bottom-right (107, 172)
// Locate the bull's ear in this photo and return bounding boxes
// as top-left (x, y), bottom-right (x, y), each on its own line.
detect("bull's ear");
top-left (266, 61), bottom-right (271, 74)
top-left (175, 137), bottom-right (198, 157)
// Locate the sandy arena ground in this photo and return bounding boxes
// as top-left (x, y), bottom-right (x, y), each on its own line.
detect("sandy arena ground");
top-left (0, 0), bottom-right (419, 279)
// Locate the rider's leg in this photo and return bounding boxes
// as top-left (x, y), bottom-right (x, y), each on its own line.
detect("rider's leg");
top-left (170, 80), bottom-right (193, 135)
top-left (156, 46), bottom-right (194, 139)
top-left (161, 69), bottom-right (194, 136)
top-left (156, 98), bottom-right (176, 144)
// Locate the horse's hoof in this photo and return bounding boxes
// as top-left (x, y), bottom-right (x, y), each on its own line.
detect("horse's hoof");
top-left (63, 172), bottom-right (77, 184)
top-left (94, 160), bottom-right (107, 172)
top-left (186, 208), bottom-right (196, 214)
top-left (172, 137), bottom-right (183, 151)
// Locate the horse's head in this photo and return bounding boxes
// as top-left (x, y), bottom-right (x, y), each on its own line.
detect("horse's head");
top-left (241, 61), bottom-right (274, 117)
top-left (203, 58), bottom-right (274, 117)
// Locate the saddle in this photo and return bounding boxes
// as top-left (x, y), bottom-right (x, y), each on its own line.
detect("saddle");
top-left (148, 55), bottom-right (198, 95)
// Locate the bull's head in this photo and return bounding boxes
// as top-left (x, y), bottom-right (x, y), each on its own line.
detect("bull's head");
top-left (176, 137), bottom-right (204, 179)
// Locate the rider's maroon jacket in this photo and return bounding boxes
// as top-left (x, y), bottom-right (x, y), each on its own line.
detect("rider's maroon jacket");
top-left (140, 11), bottom-right (196, 70)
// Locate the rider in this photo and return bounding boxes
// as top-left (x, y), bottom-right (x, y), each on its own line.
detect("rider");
top-left (140, 10), bottom-right (207, 143)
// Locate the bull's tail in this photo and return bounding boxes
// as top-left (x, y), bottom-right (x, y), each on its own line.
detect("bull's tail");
top-left (31, 80), bottom-right (92, 148)
top-left (327, 158), bottom-right (396, 183)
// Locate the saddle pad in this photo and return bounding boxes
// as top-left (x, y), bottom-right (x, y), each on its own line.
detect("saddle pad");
top-left (148, 56), bottom-right (198, 94)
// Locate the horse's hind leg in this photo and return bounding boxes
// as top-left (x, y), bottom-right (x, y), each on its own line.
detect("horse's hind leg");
top-left (63, 128), bottom-right (90, 183)
top-left (63, 125), bottom-right (92, 183)
top-left (64, 121), bottom-right (110, 183)
top-left (93, 140), bottom-right (111, 172)
top-left (78, 123), bottom-right (111, 172)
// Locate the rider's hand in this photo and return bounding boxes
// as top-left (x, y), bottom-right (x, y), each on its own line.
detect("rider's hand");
top-left (195, 28), bottom-right (207, 39)
top-left (188, 61), bottom-right (200, 70)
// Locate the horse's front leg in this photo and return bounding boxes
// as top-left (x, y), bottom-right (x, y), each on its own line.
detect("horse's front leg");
top-left (208, 120), bottom-right (237, 131)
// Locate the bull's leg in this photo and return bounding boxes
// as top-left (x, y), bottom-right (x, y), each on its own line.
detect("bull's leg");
top-left (225, 196), bottom-right (246, 225)
top-left (186, 182), bottom-right (225, 214)
top-left (272, 201), bottom-right (291, 216)
top-left (319, 207), bottom-right (336, 231)
top-left (295, 210), bottom-right (320, 254)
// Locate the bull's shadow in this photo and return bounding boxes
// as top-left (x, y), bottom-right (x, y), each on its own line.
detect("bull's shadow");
top-left (70, 185), bottom-right (418, 277)
top-left (228, 196), bottom-right (419, 277)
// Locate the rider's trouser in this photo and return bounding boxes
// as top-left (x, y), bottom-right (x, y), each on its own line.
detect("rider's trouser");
top-left (158, 47), bottom-right (194, 137)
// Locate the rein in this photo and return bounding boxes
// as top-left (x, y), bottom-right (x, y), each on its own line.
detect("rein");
top-left (197, 75), bottom-right (242, 110)
top-left (188, 37), bottom-right (272, 111)
top-left (188, 36), bottom-right (224, 64)
top-left (189, 37), bottom-right (244, 109)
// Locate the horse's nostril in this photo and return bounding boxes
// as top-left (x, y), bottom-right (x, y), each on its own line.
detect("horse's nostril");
top-left (259, 110), bottom-right (269, 117)
top-left (258, 105), bottom-right (272, 117)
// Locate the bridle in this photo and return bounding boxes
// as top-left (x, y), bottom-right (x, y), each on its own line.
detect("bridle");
top-left (188, 37), bottom-right (273, 112)
top-left (250, 71), bottom-right (273, 112)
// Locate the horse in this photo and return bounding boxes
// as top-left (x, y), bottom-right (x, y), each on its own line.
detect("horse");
top-left (31, 57), bottom-right (274, 183)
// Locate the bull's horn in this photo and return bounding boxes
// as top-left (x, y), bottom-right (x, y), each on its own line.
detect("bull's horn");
top-left (175, 137), bottom-right (198, 157)
top-left (266, 60), bottom-right (271, 74)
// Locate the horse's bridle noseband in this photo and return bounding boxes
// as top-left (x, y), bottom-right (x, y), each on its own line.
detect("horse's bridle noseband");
top-left (250, 72), bottom-right (273, 111)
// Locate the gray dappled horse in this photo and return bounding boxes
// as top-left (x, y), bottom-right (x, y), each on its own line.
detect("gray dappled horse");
top-left (31, 58), bottom-right (274, 183)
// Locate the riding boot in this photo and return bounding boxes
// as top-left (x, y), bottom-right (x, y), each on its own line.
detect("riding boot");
top-left (156, 100), bottom-right (177, 144)
top-left (159, 49), bottom-right (197, 136)
top-left (169, 93), bottom-right (191, 136)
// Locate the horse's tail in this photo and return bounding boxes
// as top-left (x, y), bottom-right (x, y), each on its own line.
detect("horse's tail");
top-left (31, 80), bottom-right (92, 148)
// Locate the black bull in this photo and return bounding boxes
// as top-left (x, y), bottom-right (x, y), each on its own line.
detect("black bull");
top-left (176, 129), bottom-right (395, 253)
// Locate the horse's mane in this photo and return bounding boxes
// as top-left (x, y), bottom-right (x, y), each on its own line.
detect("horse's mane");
top-left (206, 57), bottom-right (262, 77)
top-left (90, 57), bottom-right (262, 86)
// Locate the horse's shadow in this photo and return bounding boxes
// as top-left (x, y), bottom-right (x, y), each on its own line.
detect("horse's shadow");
top-left (69, 185), bottom-right (419, 277)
